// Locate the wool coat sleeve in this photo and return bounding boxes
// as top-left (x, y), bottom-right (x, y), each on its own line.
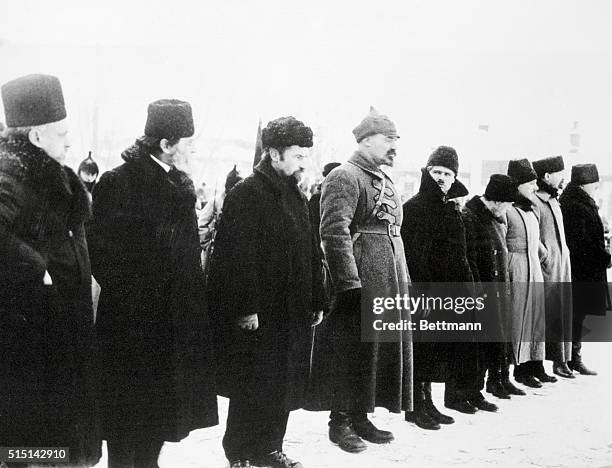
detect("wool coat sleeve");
top-left (88, 170), bottom-right (167, 288)
top-left (320, 167), bottom-right (361, 293)
top-left (0, 160), bottom-right (46, 283)
top-left (400, 202), bottom-right (432, 284)
top-left (214, 183), bottom-right (268, 320)
top-left (462, 211), bottom-right (482, 285)
top-left (562, 201), bottom-right (610, 272)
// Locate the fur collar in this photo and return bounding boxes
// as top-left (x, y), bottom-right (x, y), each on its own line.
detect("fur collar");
top-left (119, 140), bottom-right (196, 200)
top-left (254, 157), bottom-right (305, 201)
top-left (465, 195), bottom-right (504, 224)
top-left (536, 179), bottom-right (559, 199)
top-left (560, 181), bottom-right (599, 210)
top-left (0, 132), bottom-right (91, 227)
top-left (417, 167), bottom-right (469, 202)
top-left (513, 194), bottom-right (534, 212)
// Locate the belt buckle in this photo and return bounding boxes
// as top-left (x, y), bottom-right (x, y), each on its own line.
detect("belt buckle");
top-left (387, 224), bottom-right (400, 237)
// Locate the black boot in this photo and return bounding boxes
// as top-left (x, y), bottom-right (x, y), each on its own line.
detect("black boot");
top-left (328, 412), bottom-right (367, 453)
top-left (405, 389), bottom-right (441, 430)
top-left (502, 364), bottom-right (526, 395)
top-left (568, 360), bottom-right (598, 375)
top-left (251, 451), bottom-right (302, 468)
top-left (513, 363), bottom-right (543, 388)
top-left (328, 424), bottom-right (367, 453)
top-left (468, 392), bottom-right (499, 412)
top-left (532, 361), bottom-right (558, 383)
top-left (568, 341), bottom-right (597, 375)
top-left (553, 361), bottom-right (575, 379)
top-left (486, 379), bottom-right (511, 399)
top-left (423, 381), bottom-right (455, 424)
top-left (352, 417), bottom-right (394, 443)
top-left (405, 408), bottom-right (440, 430)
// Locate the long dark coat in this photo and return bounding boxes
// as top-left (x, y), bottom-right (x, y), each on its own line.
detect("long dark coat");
top-left (559, 182), bottom-right (611, 317)
top-left (401, 168), bottom-right (474, 382)
top-left (306, 151), bottom-right (413, 414)
top-left (461, 196), bottom-right (512, 364)
top-left (88, 145), bottom-right (218, 442)
top-left (0, 132), bottom-right (101, 466)
top-left (206, 158), bottom-right (325, 412)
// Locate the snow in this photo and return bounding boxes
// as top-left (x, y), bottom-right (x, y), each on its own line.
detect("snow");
top-left (93, 343), bottom-right (612, 468)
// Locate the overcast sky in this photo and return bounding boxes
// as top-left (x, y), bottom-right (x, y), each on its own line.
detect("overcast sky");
top-left (1, 0), bottom-right (612, 186)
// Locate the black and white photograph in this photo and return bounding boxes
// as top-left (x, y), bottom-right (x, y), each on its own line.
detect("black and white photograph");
top-left (1, 1), bottom-right (611, 467)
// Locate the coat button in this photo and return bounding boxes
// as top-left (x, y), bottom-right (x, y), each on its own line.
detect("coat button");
top-left (68, 230), bottom-right (74, 238)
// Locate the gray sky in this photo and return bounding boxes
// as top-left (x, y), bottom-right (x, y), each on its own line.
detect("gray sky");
top-left (1, 0), bottom-right (612, 187)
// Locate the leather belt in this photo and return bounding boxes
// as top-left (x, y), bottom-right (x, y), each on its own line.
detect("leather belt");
top-left (353, 224), bottom-right (401, 237)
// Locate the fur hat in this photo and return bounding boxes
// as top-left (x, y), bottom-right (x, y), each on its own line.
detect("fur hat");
top-left (261, 116), bottom-right (313, 150)
top-left (2, 74), bottom-right (66, 127)
top-left (571, 163), bottom-right (599, 185)
top-left (532, 155), bottom-right (565, 177)
top-left (484, 174), bottom-right (516, 202)
top-left (144, 99), bottom-right (194, 139)
top-left (507, 158), bottom-right (537, 184)
top-left (427, 146), bottom-right (459, 175)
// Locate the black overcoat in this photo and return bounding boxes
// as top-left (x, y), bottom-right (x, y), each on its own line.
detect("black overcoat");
top-left (559, 182), bottom-right (611, 317)
top-left (0, 132), bottom-right (101, 466)
top-left (462, 196), bottom-right (512, 363)
top-left (88, 145), bottom-right (218, 442)
top-left (207, 158), bottom-right (325, 412)
top-left (401, 168), bottom-right (474, 381)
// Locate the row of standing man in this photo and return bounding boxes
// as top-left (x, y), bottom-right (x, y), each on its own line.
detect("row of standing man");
top-left (0, 73), bottom-right (609, 468)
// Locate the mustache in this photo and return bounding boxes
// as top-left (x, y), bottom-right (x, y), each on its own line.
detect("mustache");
top-left (386, 149), bottom-right (396, 156)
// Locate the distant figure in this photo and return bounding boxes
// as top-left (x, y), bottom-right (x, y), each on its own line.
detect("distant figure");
top-left (198, 165), bottom-right (243, 272)
top-left (78, 151), bottom-right (100, 196)
top-left (308, 162), bottom-right (341, 247)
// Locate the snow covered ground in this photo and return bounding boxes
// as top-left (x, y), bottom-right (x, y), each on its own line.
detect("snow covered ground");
top-left (92, 342), bottom-right (612, 468)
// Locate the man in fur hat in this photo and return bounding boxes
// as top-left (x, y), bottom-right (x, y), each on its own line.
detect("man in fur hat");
top-left (506, 158), bottom-right (552, 387)
top-left (0, 74), bottom-right (101, 466)
top-left (207, 116), bottom-right (325, 468)
top-left (88, 99), bottom-right (218, 467)
top-left (531, 156), bottom-right (573, 379)
top-left (560, 164), bottom-right (611, 375)
top-left (403, 146), bottom-right (496, 429)
top-left (461, 174), bottom-right (524, 401)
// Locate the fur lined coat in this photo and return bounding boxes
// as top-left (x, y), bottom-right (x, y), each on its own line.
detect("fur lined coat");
top-left (207, 158), bottom-right (325, 411)
top-left (88, 143), bottom-right (218, 442)
top-left (0, 132), bottom-right (100, 466)
top-left (560, 182), bottom-right (611, 317)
